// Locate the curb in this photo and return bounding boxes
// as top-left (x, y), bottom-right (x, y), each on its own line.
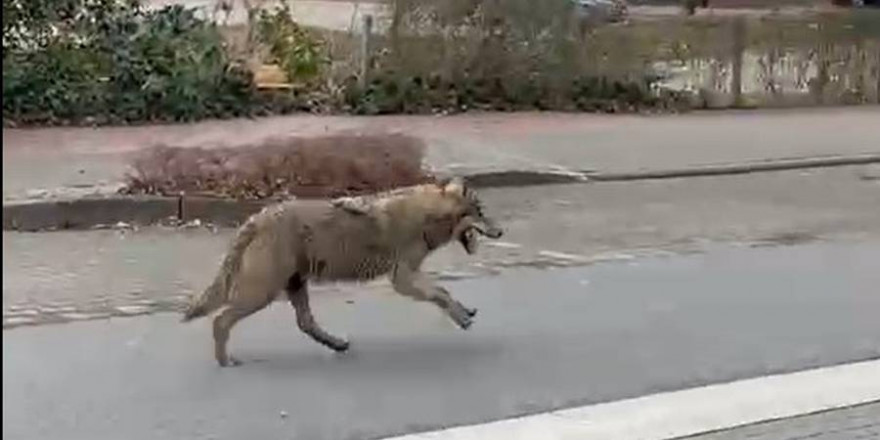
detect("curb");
top-left (463, 153), bottom-right (880, 186)
top-left (4, 154), bottom-right (879, 232)
top-left (585, 153), bottom-right (880, 182)
top-left (3, 196), bottom-right (268, 232)
top-left (463, 170), bottom-right (590, 188)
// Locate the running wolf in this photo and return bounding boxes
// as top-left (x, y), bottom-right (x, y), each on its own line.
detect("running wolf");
top-left (181, 177), bottom-right (504, 366)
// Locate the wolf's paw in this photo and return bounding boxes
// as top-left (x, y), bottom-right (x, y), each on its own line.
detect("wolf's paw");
top-left (449, 302), bottom-right (476, 329)
top-left (330, 340), bottom-right (351, 353)
top-left (217, 356), bottom-right (244, 368)
top-left (452, 312), bottom-right (474, 330)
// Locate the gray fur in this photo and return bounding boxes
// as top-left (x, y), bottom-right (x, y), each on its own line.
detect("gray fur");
top-left (181, 181), bottom-right (502, 367)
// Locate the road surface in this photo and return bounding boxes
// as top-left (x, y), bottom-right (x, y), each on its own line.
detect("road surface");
top-left (4, 240), bottom-right (880, 440)
top-left (5, 166), bottom-right (880, 327)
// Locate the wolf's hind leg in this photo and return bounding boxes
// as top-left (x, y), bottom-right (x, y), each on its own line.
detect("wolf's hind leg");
top-left (213, 267), bottom-right (281, 367)
top-left (286, 273), bottom-right (350, 352)
top-left (390, 264), bottom-right (475, 329)
top-left (213, 294), bottom-right (274, 367)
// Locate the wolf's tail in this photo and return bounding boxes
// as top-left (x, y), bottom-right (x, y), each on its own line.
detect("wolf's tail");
top-left (181, 218), bottom-right (261, 322)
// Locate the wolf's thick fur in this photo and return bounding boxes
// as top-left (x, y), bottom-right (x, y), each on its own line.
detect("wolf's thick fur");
top-left (182, 178), bottom-right (502, 366)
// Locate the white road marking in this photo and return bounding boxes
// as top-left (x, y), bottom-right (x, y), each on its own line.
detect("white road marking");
top-left (383, 358), bottom-right (880, 440)
top-left (485, 241), bottom-right (523, 249)
top-left (537, 250), bottom-right (587, 262)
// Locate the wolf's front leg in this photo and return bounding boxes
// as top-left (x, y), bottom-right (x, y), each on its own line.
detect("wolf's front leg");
top-left (436, 285), bottom-right (478, 318)
top-left (286, 273), bottom-right (350, 352)
top-left (390, 264), bottom-right (476, 329)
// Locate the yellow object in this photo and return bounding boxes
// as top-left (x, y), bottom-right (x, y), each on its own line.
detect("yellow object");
top-left (253, 64), bottom-right (294, 89)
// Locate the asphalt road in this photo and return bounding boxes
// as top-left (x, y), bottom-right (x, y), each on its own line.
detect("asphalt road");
top-left (6, 166), bottom-right (880, 328)
top-left (4, 241), bottom-right (880, 440)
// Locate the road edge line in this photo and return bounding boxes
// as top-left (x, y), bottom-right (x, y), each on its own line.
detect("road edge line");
top-left (5, 153), bottom-right (879, 231)
top-left (383, 358), bottom-right (880, 440)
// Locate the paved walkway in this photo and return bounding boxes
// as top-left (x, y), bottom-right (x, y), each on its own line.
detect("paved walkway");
top-left (146, 0), bottom-right (388, 32)
top-left (143, 0), bottom-right (839, 32)
top-left (4, 108), bottom-right (880, 203)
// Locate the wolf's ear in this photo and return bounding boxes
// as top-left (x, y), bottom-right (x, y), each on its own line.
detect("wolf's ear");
top-left (440, 176), bottom-right (465, 196)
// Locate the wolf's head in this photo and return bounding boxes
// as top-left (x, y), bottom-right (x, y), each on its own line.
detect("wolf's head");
top-left (439, 177), bottom-right (504, 254)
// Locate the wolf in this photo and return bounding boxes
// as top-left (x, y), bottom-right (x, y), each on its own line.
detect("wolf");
top-left (181, 177), bottom-right (503, 366)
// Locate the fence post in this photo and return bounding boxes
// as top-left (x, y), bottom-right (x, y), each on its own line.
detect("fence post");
top-left (853, 37), bottom-right (866, 104)
top-left (812, 41), bottom-right (829, 105)
top-left (359, 14), bottom-right (374, 89)
top-left (730, 16), bottom-right (746, 108)
top-left (876, 45), bottom-right (880, 104)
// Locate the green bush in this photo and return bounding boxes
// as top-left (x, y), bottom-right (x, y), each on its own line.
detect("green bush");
top-left (1, 0), bottom-right (689, 126)
top-left (339, 0), bottom-right (689, 115)
top-left (3, 0), bottom-right (255, 125)
top-left (340, 71), bottom-right (687, 115)
top-left (252, 4), bottom-right (329, 85)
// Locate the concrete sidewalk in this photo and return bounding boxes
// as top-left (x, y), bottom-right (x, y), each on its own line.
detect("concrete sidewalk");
top-left (4, 108), bottom-right (880, 230)
top-left (142, 0), bottom-right (842, 34)
top-left (4, 108), bottom-right (880, 202)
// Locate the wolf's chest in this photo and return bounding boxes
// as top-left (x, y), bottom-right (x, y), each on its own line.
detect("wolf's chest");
top-left (295, 207), bottom-right (413, 282)
top-left (306, 245), bottom-right (398, 281)
top-left (300, 225), bottom-right (402, 281)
